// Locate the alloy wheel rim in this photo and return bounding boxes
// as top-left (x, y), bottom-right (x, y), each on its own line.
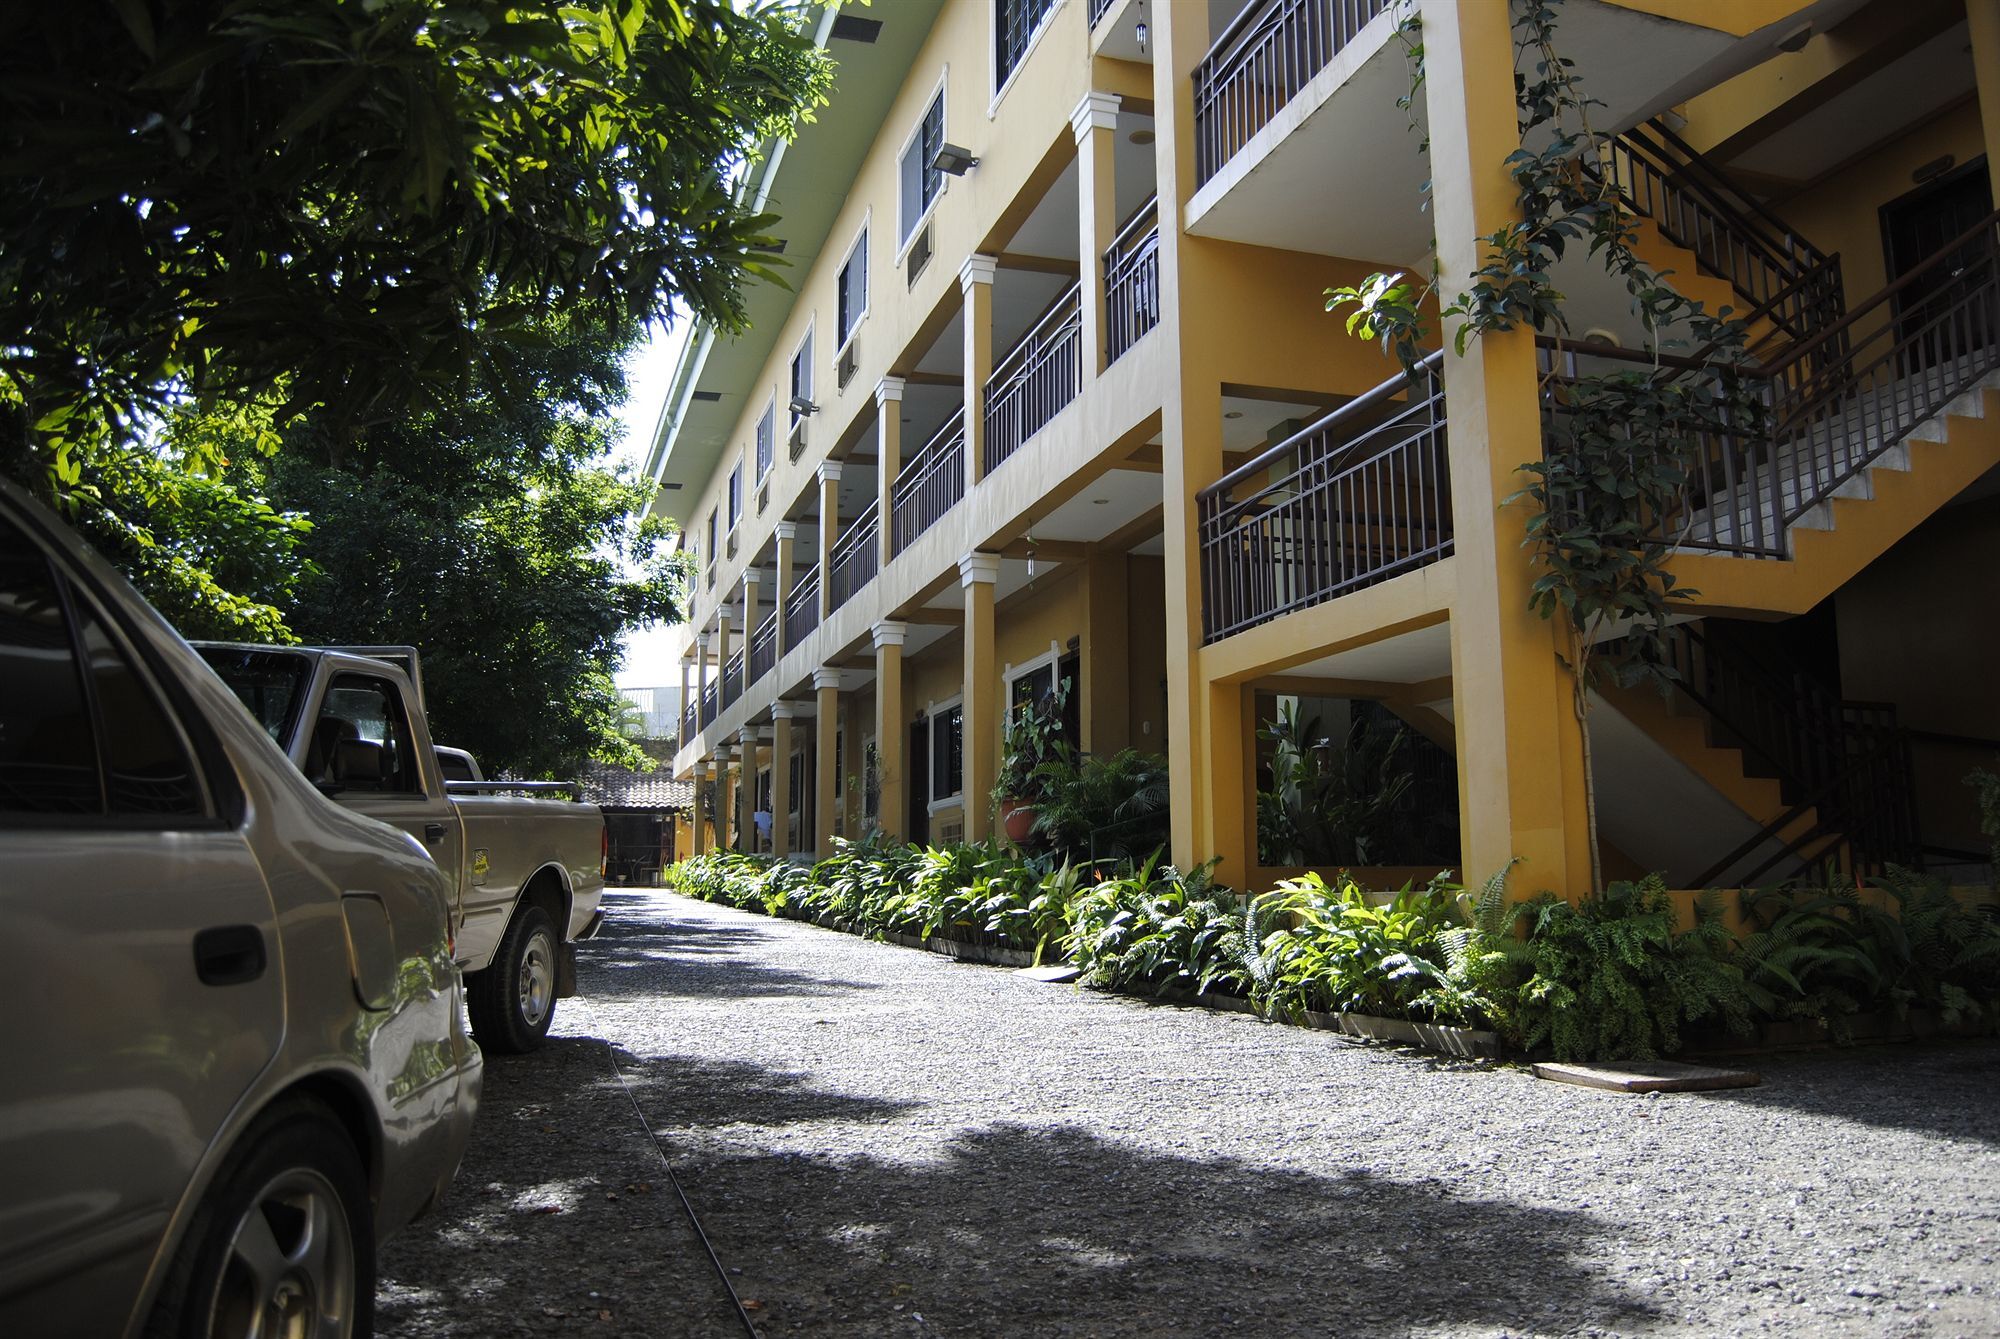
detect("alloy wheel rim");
top-left (206, 1167), bottom-right (354, 1339)
top-left (519, 928), bottom-right (555, 1027)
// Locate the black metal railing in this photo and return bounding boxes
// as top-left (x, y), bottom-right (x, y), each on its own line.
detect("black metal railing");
top-left (828, 512), bottom-right (878, 611)
top-left (683, 699), bottom-right (698, 741)
top-left (891, 412), bottom-right (966, 555)
top-left (1661, 625), bottom-right (1920, 886)
top-left (1105, 199), bottom-right (1160, 365)
top-left (722, 650), bottom-right (744, 709)
top-left (748, 610), bottom-right (777, 685)
top-left (985, 282), bottom-right (1082, 473)
top-left (1601, 120), bottom-right (1843, 352)
top-left (785, 565), bottom-right (820, 649)
top-left (1193, 0), bottom-right (1392, 187)
top-left (700, 677), bottom-right (718, 726)
top-left (1197, 352), bottom-right (1451, 643)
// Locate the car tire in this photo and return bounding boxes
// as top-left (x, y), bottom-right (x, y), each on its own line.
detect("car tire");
top-left (467, 903), bottom-right (558, 1054)
top-left (146, 1097), bottom-right (374, 1339)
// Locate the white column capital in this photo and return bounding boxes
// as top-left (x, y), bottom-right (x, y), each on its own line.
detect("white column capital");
top-left (771, 700), bottom-right (804, 721)
top-left (774, 520), bottom-right (799, 543)
top-left (959, 552), bottom-right (1003, 587)
top-left (713, 746), bottom-right (733, 765)
top-left (817, 460), bottom-right (845, 485)
top-left (875, 376), bottom-right (906, 409)
top-left (872, 620), bottom-right (909, 650)
top-left (737, 726), bottom-right (763, 747)
top-left (960, 253), bottom-right (999, 291)
top-left (812, 667), bottom-right (845, 692)
top-left (1070, 91), bottom-right (1121, 143)
top-left (742, 566), bottom-right (765, 590)
top-left (696, 631), bottom-right (712, 652)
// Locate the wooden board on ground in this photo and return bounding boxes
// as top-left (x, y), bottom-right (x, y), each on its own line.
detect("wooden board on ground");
top-left (1532, 1060), bottom-right (1762, 1093)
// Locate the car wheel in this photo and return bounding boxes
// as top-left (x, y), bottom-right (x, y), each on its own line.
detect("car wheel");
top-left (148, 1098), bottom-right (373, 1339)
top-left (467, 903), bottom-right (557, 1054)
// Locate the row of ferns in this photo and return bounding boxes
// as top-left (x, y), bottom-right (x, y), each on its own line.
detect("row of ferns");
top-left (666, 843), bottom-right (2000, 1062)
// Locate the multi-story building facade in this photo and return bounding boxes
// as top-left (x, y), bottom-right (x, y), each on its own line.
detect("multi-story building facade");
top-left (648, 0), bottom-right (2000, 898)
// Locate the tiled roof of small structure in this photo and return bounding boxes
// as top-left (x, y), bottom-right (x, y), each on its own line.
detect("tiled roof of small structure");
top-left (579, 762), bottom-right (693, 810)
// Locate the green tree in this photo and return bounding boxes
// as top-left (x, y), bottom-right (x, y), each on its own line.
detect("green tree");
top-left (0, 0), bottom-right (829, 626)
top-left (248, 320), bottom-right (689, 777)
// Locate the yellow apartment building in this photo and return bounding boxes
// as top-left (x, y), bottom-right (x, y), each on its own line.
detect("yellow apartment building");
top-left (647, 0), bottom-right (2000, 899)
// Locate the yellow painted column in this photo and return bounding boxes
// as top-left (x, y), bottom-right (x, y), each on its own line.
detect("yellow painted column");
top-left (1083, 550), bottom-right (1131, 755)
top-left (872, 621), bottom-right (909, 842)
top-left (1970, 0), bottom-right (2000, 169)
top-left (960, 255), bottom-right (997, 489)
top-left (741, 568), bottom-right (763, 683)
top-left (959, 553), bottom-right (1002, 843)
top-left (694, 631), bottom-right (711, 727)
top-left (771, 704), bottom-right (795, 857)
top-left (1152, 0), bottom-right (1231, 878)
top-left (1423, 0), bottom-right (1593, 897)
top-left (691, 760), bottom-right (709, 857)
top-left (813, 668), bottom-right (842, 858)
top-left (773, 520), bottom-right (797, 652)
top-left (712, 747), bottom-right (733, 852)
top-left (817, 461), bottom-right (843, 621)
top-left (737, 727), bottom-right (760, 855)
top-left (1072, 92), bottom-right (1121, 378)
top-left (876, 376), bottom-right (905, 569)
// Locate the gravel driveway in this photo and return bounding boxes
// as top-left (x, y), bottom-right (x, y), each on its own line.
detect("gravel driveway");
top-left (381, 888), bottom-right (2000, 1338)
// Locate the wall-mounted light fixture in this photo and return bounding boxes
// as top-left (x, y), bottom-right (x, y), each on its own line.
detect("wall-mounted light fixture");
top-left (1775, 22), bottom-right (1813, 53)
top-left (788, 396), bottom-right (818, 416)
top-left (932, 143), bottom-right (980, 176)
top-left (1914, 154), bottom-right (1956, 185)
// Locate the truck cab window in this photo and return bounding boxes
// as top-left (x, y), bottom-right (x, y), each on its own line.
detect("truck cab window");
top-left (312, 675), bottom-right (421, 795)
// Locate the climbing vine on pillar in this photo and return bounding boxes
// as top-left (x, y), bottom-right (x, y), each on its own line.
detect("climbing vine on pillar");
top-left (1325, 0), bottom-right (1767, 886)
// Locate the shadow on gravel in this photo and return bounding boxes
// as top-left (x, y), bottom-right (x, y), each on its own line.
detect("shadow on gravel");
top-left (587, 896), bottom-right (880, 1001)
top-left (378, 1035), bottom-right (743, 1339)
top-left (607, 1049), bottom-right (925, 1130)
top-left (1698, 1039), bottom-right (2000, 1146)
top-left (662, 1114), bottom-right (1651, 1336)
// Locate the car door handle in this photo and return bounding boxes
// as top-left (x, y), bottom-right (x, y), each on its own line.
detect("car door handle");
top-left (193, 925), bottom-right (266, 987)
top-left (424, 822), bottom-right (446, 844)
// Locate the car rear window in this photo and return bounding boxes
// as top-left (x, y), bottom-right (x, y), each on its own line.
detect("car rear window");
top-left (197, 646), bottom-right (311, 746)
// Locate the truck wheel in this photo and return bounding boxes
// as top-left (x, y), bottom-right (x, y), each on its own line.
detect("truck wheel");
top-left (468, 904), bottom-right (558, 1053)
top-left (147, 1098), bottom-right (373, 1339)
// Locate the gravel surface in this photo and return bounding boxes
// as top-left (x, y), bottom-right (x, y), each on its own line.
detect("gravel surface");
top-left (382, 888), bottom-right (2000, 1338)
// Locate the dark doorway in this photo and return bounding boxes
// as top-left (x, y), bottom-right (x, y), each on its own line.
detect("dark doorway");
top-left (1881, 157), bottom-right (1993, 367)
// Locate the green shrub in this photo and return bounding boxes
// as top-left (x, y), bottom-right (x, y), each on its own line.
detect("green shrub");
top-left (1247, 872), bottom-right (1484, 1025)
top-left (1026, 749), bottom-right (1171, 866)
top-left (1066, 857), bottom-right (1248, 997)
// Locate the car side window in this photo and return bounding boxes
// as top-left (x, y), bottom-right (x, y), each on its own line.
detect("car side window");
top-left (0, 514), bottom-right (204, 821)
top-left (0, 518), bottom-right (99, 815)
top-left (310, 675), bottom-right (422, 795)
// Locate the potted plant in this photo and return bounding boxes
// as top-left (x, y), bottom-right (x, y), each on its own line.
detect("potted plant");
top-left (993, 680), bottom-right (1073, 845)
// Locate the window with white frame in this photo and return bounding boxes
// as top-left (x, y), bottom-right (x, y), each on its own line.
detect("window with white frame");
top-left (726, 462), bottom-right (742, 530)
top-left (790, 326), bottom-right (814, 426)
top-left (928, 699), bottom-right (963, 806)
top-left (755, 402), bottom-right (775, 481)
top-left (899, 87), bottom-right (945, 245)
top-left (836, 227), bottom-right (868, 349)
top-left (705, 508), bottom-right (718, 566)
top-left (996, 0), bottom-right (1057, 91)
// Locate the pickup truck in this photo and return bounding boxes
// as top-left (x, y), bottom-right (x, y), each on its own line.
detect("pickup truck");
top-left (196, 642), bottom-right (607, 1052)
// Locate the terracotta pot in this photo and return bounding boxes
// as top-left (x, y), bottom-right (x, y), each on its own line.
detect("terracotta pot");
top-left (999, 799), bottom-right (1037, 845)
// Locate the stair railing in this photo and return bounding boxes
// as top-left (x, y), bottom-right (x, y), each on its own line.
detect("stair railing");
top-left (1600, 120), bottom-right (1844, 347)
top-left (1658, 624), bottom-right (1920, 885)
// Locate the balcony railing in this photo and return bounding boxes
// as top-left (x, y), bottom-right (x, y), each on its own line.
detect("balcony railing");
top-left (1197, 352), bottom-right (1451, 643)
top-left (1088, 0), bottom-right (1116, 25)
top-left (683, 699), bottom-right (697, 741)
top-left (722, 650), bottom-right (744, 709)
top-left (1105, 199), bottom-right (1160, 365)
top-left (1193, 0), bottom-right (1393, 187)
top-left (891, 411), bottom-right (966, 555)
top-left (828, 512), bottom-right (879, 612)
top-left (748, 610), bottom-right (778, 685)
top-left (700, 677), bottom-right (718, 726)
top-left (984, 281), bottom-right (1082, 474)
top-left (785, 565), bottom-right (820, 649)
